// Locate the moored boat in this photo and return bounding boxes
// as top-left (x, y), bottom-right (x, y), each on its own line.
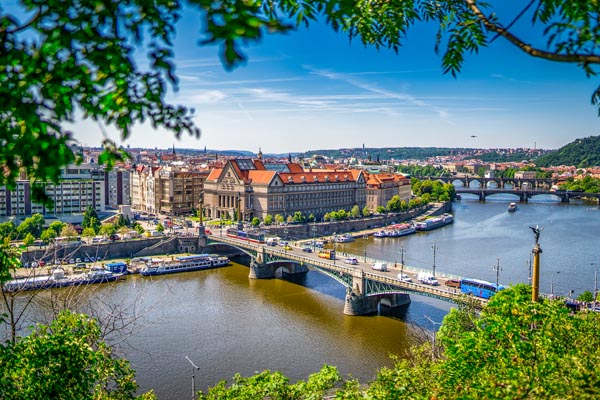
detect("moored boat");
top-left (140, 254), bottom-right (229, 276)
top-left (373, 230), bottom-right (388, 238)
top-left (3, 267), bottom-right (122, 292)
top-left (334, 234), bottom-right (354, 243)
top-left (415, 214), bottom-right (454, 231)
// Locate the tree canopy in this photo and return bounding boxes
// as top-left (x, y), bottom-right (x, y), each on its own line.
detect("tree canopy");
top-left (1, 0), bottom-right (599, 202)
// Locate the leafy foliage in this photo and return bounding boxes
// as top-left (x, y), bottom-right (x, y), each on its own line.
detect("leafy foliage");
top-left (0, 311), bottom-right (156, 400)
top-left (535, 136), bottom-right (600, 167)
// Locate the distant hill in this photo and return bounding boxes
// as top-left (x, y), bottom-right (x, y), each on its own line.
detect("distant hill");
top-left (535, 136), bottom-right (600, 168)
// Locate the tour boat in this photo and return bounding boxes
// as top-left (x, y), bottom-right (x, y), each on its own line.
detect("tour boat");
top-left (414, 214), bottom-right (454, 231)
top-left (3, 267), bottom-right (122, 292)
top-left (140, 254), bottom-right (229, 276)
top-left (508, 202), bottom-right (517, 212)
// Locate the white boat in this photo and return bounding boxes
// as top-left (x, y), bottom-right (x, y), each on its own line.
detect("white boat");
top-left (335, 234), bottom-right (354, 243)
top-left (140, 254), bottom-right (229, 276)
top-left (208, 254), bottom-right (230, 267)
top-left (414, 214), bottom-right (454, 231)
top-left (3, 267), bottom-right (122, 292)
top-left (373, 230), bottom-right (388, 238)
top-left (387, 223), bottom-right (416, 237)
top-left (508, 202), bottom-right (517, 212)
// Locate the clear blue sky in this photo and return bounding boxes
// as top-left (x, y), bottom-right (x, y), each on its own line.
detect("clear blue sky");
top-left (71, 3), bottom-right (599, 153)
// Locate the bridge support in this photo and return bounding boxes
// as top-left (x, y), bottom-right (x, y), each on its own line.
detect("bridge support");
top-left (343, 268), bottom-right (410, 315)
top-left (344, 290), bottom-right (411, 316)
top-left (479, 192), bottom-right (485, 202)
top-left (249, 247), bottom-right (271, 279)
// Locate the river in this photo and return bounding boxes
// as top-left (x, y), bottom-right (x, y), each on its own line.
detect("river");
top-left (4, 197), bottom-right (599, 399)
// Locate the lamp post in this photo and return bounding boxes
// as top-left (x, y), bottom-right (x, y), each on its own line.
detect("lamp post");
top-left (400, 246), bottom-right (406, 277)
top-left (492, 258), bottom-right (502, 288)
top-left (332, 232), bottom-right (337, 265)
top-left (185, 356), bottom-right (199, 400)
top-left (284, 228), bottom-right (288, 253)
top-left (431, 241), bottom-right (437, 277)
top-left (550, 271), bottom-right (560, 298)
top-left (312, 223), bottom-right (317, 251)
top-left (363, 234), bottom-right (368, 263)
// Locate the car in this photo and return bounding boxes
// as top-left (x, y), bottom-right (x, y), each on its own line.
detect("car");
top-left (398, 273), bottom-right (412, 283)
top-left (39, 261), bottom-right (45, 267)
top-left (69, 258), bottom-right (75, 264)
top-left (283, 245), bottom-right (292, 251)
top-left (302, 247), bottom-right (313, 253)
top-left (445, 279), bottom-right (461, 288)
top-left (344, 257), bottom-right (359, 265)
top-left (76, 258), bottom-right (82, 263)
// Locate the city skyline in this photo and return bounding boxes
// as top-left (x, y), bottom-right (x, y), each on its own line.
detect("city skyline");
top-left (70, 3), bottom-right (599, 153)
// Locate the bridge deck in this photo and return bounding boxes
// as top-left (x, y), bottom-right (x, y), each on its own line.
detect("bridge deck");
top-left (207, 236), bottom-right (488, 306)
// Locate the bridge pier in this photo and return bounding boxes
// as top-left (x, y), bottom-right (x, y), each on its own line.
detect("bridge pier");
top-left (344, 290), bottom-right (411, 316)
top-left (479, 192), bottom-right (485, 202)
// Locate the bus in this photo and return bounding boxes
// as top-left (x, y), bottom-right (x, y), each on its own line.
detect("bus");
top-left (318, 249), bottom-right (336, 260)
top-left (460, 278), bottom-right (504, 299)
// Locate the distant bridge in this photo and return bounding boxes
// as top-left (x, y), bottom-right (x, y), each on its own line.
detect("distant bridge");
top-left (415, 176), bottom-right (600, 203)
top-left (204, 235), bottom-right (487, 316)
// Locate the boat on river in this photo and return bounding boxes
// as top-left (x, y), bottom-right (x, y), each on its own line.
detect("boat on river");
top-left (414, 214), bottom-right (454, 231)
top-left (334, 234), bottom-right (354, 243)
top-left (508, 202), bottom-right (517, 212)
top-left (387, 223), bottom-right (416, 237)
top-left (3, 267), bottom-right (122, 292)
top-left (140, 254), bottom-right (229, 276)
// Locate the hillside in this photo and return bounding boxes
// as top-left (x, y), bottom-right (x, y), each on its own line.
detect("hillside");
top-left (535, 136), bottom-right (600, 168)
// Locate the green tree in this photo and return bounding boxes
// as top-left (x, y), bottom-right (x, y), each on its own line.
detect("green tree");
top-left (0, 311), bottom-right (156, 399)
top-left (16, 214), bottom-right (45, 239)
top-left (82, 207), bottom-right (101, 233)
top-left (264, 214), bottom-right (274, 226)
top-left (156, 223), bottom-right (165, 233)
top-left (362, 206), bottom-right (371, 217)
top-left (81, 227), bottom-right (96, 242)
top-left (350, 205), bottom-right (361, 219)
top-left (274, 214), bottom-right (284, 225)
top-left (376, 206), bottom-right (386, 214)
top-left (40, 227), bottom-right (57, 244)
top-left (251, 217), bottom-right (260, 227)
top-left (578, 290), bottom-right (595, 302)
top-left (49, 221), bottom-right (65, 236)
top-left (292, 211), bottom-right (304, 223)
top-left (387, 195), bottom-right (402, 212)
top-left (0, 221), bottom-right (16, 241)
top-left (99, 223), bottom-right (116, 238)
top-left (22, 232), bottom-right (35, 247)
top-left (307, 213), bottom-right (315, 223)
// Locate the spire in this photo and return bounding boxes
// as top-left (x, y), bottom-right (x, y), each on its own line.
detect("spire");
top-left (172, 144), bottom-right (176, 155)
top-left (288, 153), bottom-right (292, 163)
top-left (257, 147), bottom-right (263, 160)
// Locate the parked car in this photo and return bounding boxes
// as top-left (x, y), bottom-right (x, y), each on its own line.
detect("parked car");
top-left (344, 257), bottom-right (359, 265)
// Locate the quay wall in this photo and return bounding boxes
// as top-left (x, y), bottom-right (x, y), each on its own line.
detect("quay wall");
top-left (262, 202), bottom-right (452, 240)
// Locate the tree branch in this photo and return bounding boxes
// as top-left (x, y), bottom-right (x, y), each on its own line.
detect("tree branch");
top-left (464, 0), bottom-right (600, 64)
top-left (1, 7), bottom-right (45, 34)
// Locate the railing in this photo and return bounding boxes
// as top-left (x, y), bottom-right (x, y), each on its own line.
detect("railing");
top-left (207, 236), bottom-right (489, 306)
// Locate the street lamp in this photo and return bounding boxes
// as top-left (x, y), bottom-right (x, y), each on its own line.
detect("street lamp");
top-left (332, 232), bottom-right (337, 265)
top-left (432, 241), bottom-right (437, 277)
top-left (185, 356), bottom-right (199, 400)
top-left (492, 258), bottom-right (502, 288)
top-left (363, 234), bottom-right (368, 263)
top-left (400, 246), bottom-right (406, 277)
top-left (312, 223), bottom-right (317, 251)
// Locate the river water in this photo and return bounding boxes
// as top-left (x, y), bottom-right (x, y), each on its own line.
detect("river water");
top-left (5, 197), bottom-right (599, 399)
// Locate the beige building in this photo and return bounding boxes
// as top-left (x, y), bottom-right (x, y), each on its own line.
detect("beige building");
top-left (203, 159), bottom-right (367, 221)
top-left (365, 173), bottom-right (412, 211)
top-left (130, 164), bottom-right (208, 216)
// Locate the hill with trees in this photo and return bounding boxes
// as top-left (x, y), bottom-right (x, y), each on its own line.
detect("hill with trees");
top-left (535, 136), bottom-right (600, 168)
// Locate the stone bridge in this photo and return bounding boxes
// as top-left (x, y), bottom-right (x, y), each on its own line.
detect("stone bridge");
top-left (202, 236), bottom-right (486, 315)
